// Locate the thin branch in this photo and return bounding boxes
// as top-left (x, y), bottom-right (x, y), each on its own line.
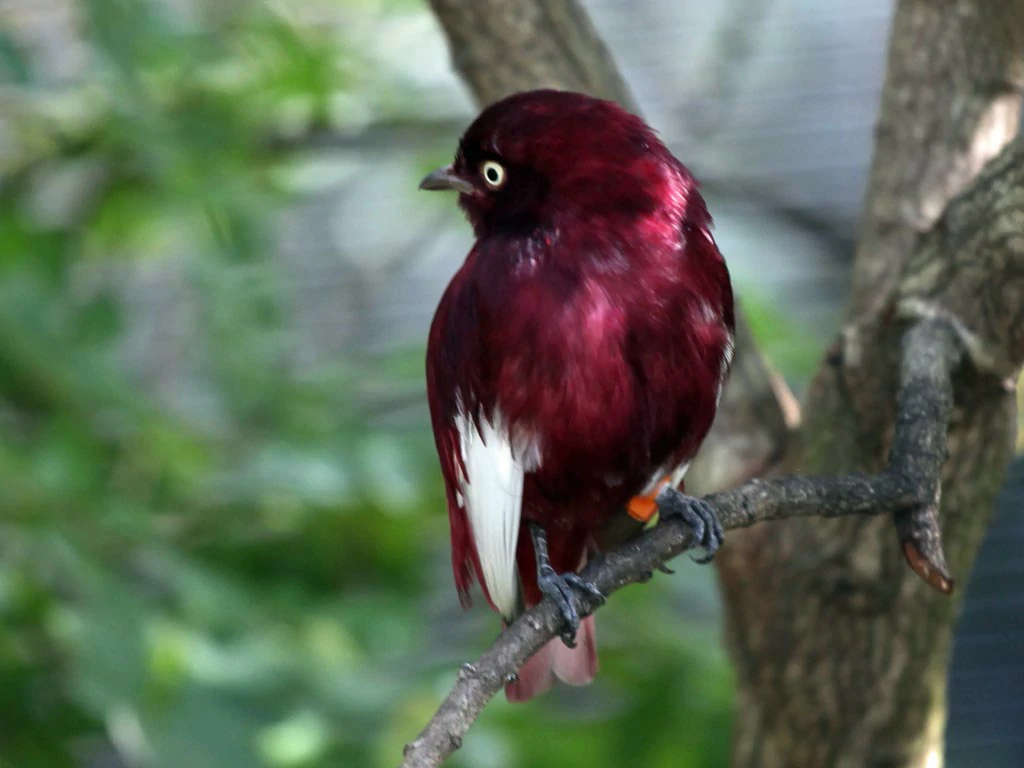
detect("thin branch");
top-left (888, 320), bottom-right (961, 592)
top-left (400, 317), bottom-right (962, 768)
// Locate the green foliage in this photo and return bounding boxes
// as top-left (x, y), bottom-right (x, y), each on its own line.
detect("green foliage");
top-left (0, 1), bottom-right (739, 766)
top-left (0, 27), bottom-right (31, 85)
top-left (741, 291), bottom-right (821, 382)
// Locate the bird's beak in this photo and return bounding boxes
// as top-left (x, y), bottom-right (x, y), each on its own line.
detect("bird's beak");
top-left (419, 165), bottom-right (476, 195)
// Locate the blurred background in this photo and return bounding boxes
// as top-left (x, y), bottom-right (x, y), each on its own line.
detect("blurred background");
top-left (0, 0), bottom-right (1021, 766)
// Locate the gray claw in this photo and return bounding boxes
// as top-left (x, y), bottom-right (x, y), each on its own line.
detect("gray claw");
top-left (563, 573), bottom-right (606, 605)
top-left (658, 493), bottom-right (724, 563)
top-left (537, 567), bottom-right (604, 647)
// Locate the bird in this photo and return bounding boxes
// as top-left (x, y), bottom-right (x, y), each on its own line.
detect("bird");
top-left (420, 89), bottom-right (735, 701)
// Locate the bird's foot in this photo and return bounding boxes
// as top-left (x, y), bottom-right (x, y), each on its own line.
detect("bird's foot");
top-left (657, 492), bottom-right (724, 563)
top-left (537, 566), bottom-right (605, 647)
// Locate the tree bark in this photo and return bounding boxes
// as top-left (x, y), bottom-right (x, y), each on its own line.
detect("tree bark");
top-left (719, 2), bottom-right (1024, 766)
top-left (422, 0), bottom-right (1024, 766)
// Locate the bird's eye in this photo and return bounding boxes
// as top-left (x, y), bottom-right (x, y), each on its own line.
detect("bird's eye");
top-left (480, 161), bottom-right (506, 189)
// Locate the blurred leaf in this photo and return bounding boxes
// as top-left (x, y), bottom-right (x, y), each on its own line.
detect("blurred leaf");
top-left (0, 2), bottom-right (737, 766)
top-left (258, 709), bottom-right (331, 767)
top-left (66, 575), bottom-right (150, 715)
top-left (145, 685), bottom-right (262, 768)
top-left (740, 290), bottom-right (821, 381)
top-left (82, 0), bottom-right (178, 75)
top-left (0, 27), bottom-right (32, 85)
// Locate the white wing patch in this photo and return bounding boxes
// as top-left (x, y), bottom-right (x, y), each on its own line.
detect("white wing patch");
top-left (454, 407), bottom-right (538, 619)
top-left (640, 459), bottom-right (692, 497)
top-left (670, 460), bottom-right (692, 487)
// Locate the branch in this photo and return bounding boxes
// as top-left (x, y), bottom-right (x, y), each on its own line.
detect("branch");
top-left (400, 317), bottom-right (963, 768)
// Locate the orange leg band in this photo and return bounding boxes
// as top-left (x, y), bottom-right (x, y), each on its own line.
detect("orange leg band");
top-left (627, 476), bottom-right (670, 523)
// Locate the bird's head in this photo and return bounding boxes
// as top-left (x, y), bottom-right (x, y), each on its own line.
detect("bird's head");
top-left (420, 90), bottom-right (679, 237)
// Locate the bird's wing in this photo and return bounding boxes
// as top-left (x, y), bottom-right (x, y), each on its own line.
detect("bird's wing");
top-left (426, 267), bottom-right (527, 620)
top-left (451, 406), bottom-right (525, 620)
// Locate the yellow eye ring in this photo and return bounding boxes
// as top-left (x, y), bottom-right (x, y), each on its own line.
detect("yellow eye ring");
top-left (480, 160), bottom-right (506, 189)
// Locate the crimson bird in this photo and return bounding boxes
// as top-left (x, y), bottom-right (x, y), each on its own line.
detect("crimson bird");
top-left (421, 90), bottom-right (734, 701)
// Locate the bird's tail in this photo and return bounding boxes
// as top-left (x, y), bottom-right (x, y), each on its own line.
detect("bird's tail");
top-left (505, 614), bottom-right (597, 701)
top-left (504, 531), bottom-right (597, 702)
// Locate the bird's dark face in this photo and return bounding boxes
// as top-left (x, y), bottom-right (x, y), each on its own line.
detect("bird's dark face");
top-left (420, 90), bottom-right (674, 237)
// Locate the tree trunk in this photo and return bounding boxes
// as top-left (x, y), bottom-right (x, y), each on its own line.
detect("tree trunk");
top-left (718, 2), bottom-right (1024, 765)
top-left (424, 0), bottom-right (1024, 764)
